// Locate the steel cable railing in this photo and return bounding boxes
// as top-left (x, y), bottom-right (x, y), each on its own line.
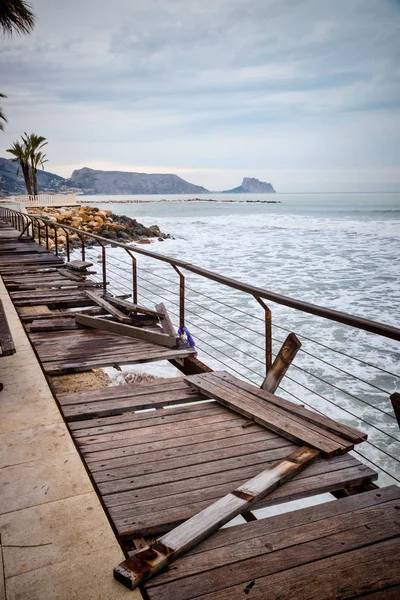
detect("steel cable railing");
top-left (2, 206), bottom-right (399, 485)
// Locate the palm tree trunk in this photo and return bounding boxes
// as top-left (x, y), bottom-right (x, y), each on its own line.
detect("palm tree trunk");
top-left (31, 160), bottom-right (38, 196)
top-left (21, 161), bottom-right (32, 195)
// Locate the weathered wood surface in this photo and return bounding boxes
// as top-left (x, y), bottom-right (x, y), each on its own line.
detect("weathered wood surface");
top-left (0, 299), bottom-right (16, 356)
top-left (29, 328), bottom-right (195, 374)
top-left (185, 372), bottom-right (362, 456)
top-left (76, 313), bottom-right (179, 348)
top-left (108, 297), bottom-right (166, 319)
top-left (144, 486), bottom-right (400, 600)
top-left (84, 291), bottom-right (132, 322)
top-left (64, 260), bottom-right (93, 271)
top-left (262, 332), bottom-right (301, 393)
top-left (155, 303), bottom-right (177, 336)
top-left (214, 371), bottom-right (365, 443)
top-left (60, 378), bottom-right (376, 538)
top-left (114, 446), bottom-right (320, 589)
top-left (60, 378), bottom-right (206, 420)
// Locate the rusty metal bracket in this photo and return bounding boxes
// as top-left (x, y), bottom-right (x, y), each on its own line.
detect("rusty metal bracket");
top-left (253, 295), bottom-right (272, 379)
top-left (172, 264), bottom-right (185, 331)
top-left (123, 248), bottom-right (138, 305)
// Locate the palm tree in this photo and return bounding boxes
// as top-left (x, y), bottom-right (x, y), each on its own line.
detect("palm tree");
top-left (0, 93), bottom-right (7, 131)
top-left (22, 132), bottom-right (48, 196)
top-left (0, 0), bottom-right (35, 36)
top-left (6, 139), bottom-right (33, 195)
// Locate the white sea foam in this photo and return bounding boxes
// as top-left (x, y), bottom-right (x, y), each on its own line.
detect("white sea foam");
top-left (80, 193), bottom-right (400, 483)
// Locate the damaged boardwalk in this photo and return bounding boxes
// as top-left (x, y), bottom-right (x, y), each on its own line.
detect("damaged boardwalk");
top-left (0, 216), bottom-right (399, 599)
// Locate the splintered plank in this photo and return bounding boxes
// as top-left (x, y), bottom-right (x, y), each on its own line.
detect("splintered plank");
top-left (7, 281), bottom-right (102, 291)
top-left (19, 307), bottom-right (105, 321)
top-left (28, 318), bottom-right (82, 332)
top-left (63, 385), bottom-right (206, 420)
top-left (156, 303), bottom-right (176, 336)
top-left (214, 371), bottom-right (366, 444)
top-left (113, 446), bottom-right (319, 590)
top-left (75, 313), bottom-right (179, 348)
top-left (144, 487), bottom-right (400, 600)
top-left (107, 297), bottom-right (166, 319)
top-left (185, 373), bottom-right (352, 456)
top-left (41, 346), bottom-right (195, 375)
top-left (110, 458), bottom-right (376, 538)
top-left (84, 291), bottom-right (132, 323)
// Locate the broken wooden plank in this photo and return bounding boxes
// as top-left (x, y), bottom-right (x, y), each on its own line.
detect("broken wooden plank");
top-left (108, 297), bottom-right (166, 319)
top-left (213, 371), bottom-right (365, 444)
top-left (64, 260), bottom-right (93, 271)
top-left (185, 373), bottom-right (352, 456)
top-left (113, 446), bottom-right (319, 589)
top-left (29, 318), bottom-right (82, 332)
top-left (262, 332), bottom-right (301, 393)
top-left (85, 291), bottom-right (132, 323)
top-left (156, 303), bottom-right (177, 336)
top-left (75, 313), bottom-right (179, 348)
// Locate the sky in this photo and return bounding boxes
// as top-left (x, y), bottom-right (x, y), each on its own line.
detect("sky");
top-left (0, 0), bottom-right (399, 192)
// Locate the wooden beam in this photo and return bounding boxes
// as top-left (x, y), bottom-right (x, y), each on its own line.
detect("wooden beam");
top-left (113, 446), bottom-right (319, 590)
top-left (156, 303), bottom-right (177, 336)
top-left (65, 260), bottom-right (93, 271)
top-left (75, 313), bottom-right (179, 348)
top-left (185, 372), bottom-right (353, 456)
top-left (169, 355), bottom-right (213, 376)
top-left (107, 297), bottom-right (166, 319)
top-left (262, 332), bottom-right (301, 393)
top-left (85, 291), bottom-right (132, 323)
top-left (390, 393), bottom-right (400, 428)
top-left (211, 371), bottom-right (365, 444)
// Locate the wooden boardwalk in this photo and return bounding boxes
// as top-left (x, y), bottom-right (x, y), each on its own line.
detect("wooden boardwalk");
top-left (1, 220), bottom-right (399, 599)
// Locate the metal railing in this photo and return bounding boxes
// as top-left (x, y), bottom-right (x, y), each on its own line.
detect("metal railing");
top-left (1, 205), bottom-right (399, 484)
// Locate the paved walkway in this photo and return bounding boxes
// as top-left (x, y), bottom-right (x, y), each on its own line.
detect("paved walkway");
top-left (0, 277), bottom-right (140, 599)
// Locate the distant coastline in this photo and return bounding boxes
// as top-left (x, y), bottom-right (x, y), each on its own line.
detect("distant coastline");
top-left (86, 197), bottom-right (281, 204)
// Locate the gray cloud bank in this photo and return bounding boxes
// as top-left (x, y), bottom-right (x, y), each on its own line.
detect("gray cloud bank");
top-left (1, 0), bottom-right (399, 191)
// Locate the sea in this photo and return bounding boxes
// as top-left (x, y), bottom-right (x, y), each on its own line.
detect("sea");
top-left (78, 192), bottom-right (400, 490)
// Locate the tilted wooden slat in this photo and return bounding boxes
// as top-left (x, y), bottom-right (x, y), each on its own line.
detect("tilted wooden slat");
top-left (75, 313), bottom-right (179, 348)
top-left (185, 372), bottom-right (353, 456)
top-left (114, 446), bottom-right (319, 590)
top-left (84, 291), bottom-right (132, 323)
top-left (213, 371), bottom-right (366, 443)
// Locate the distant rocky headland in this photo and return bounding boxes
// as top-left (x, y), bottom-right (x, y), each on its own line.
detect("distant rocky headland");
top-left (0, 158), bottom-right (276, 196)
top-left (223, 177), bottom-right (276, 194)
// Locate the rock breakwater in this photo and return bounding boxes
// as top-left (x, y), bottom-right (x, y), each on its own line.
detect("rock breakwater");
top-left (28, 205), bottom-right (171, 251)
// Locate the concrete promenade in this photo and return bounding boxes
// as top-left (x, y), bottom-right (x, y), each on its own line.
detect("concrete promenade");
top-left (0, 276), bottom-right (140, 599)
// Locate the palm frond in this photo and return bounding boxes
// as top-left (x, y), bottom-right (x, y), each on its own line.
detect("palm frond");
top-left (0, 1), bottom-right (36, 36)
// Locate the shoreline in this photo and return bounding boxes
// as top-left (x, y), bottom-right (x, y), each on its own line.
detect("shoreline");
top-left (79, 198), bottom-right (281, 204)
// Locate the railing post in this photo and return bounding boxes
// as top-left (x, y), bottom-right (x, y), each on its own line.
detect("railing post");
top-left (80, 235), bottom-right (85, 262)
top-left (124, 248), bottom-right (138, 304)
top-left (254, 296), bottom-right (272, 379)
top-left (54, 225), bottom-right (58, 256)
top-left (98, 241), bottom-right (107, 294)
top-left (172, 265), bottom-right (185, 331)
top-left (65, 229), bottom-right (70, 262)
top-left (45, 222), bottom-right (49, 250)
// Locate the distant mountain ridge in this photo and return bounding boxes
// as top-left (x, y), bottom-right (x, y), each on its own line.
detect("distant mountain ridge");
top-left (0, 158), bottom-right (275, 196)
top-left (223, 177), bottom-right (276, 193)
top-left (69, 167), bottom-right (208, 195)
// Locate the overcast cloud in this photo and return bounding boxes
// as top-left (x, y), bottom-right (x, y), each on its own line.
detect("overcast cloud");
top-left (0, 0), bottom-right (399, 191)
